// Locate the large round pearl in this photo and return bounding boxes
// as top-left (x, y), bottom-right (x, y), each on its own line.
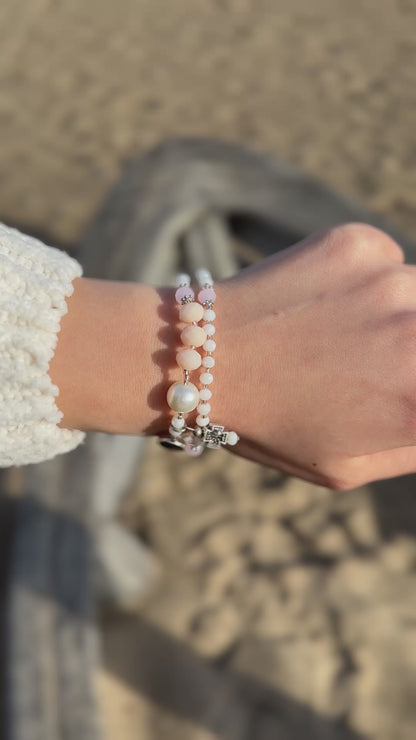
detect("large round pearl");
top-left (179, 302), bottom-right (204, 323)
top-left (167, 382), bottom-right (199, 413)
top-left (181, 325), bottom-right (207, 347)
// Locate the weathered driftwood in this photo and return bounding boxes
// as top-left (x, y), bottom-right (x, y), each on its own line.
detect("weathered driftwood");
top-left (2, 138), bottom-right (415, 740)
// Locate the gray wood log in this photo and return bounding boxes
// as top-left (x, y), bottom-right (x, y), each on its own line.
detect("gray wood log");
top-left (2, 137), bottom-right (415, 740)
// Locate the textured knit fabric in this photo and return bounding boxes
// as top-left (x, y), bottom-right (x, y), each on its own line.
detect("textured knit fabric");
top-left (0, 222), bottom-right (86, 467)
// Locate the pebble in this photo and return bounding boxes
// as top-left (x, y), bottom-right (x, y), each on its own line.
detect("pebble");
top-left (251, 522), bottom-right (300, 566)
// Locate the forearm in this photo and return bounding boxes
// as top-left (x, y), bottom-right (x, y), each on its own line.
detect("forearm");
top-left (49, 277), bottom-right (175, 436)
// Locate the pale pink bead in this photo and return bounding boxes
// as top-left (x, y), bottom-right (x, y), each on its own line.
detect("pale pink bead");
top-left (180, 325), bottom-right (207, 347)
top-left (203, 339), bottom-right (216, 352)
top-left (198, 288), bottom-right (216, 304)
top-left (179, 301), bottom-right (204, 323)
top-left (185, 441), bottom-right (205, 456)
top-left (204, 323), bottom-right (215, 336)
top-left (176, 348), bottom-right (202, 370)
top-left (175, 286), bottom-right (194, 304)
top-left (202, 356), bottom-right (215, 368)
top-left (199, 388), bottom-right (212, 401)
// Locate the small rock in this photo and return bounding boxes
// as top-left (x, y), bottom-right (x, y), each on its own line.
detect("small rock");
top-left (347, 505), bottom-right (380, 549)
top-left (315, 523), bottom-right (351, 558)
top-left (190, 601), bottom-right (243, 658)
top-left (280, 565), bottom-right (321, 597)
top-left (292, 504), bottom-right (330, 539)
top-left (250, 522), bottom-right (300, 566)
top-left (380, 536), bottom-right (416, 574)
top-left (203, 554), bottom-right (245, 604)
top-left (203, 520), bottom-right (247, 558)
top-left (328, 558), bottom-right (384, 603)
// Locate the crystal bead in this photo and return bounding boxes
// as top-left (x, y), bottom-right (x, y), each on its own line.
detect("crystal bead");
top-left (197, 402), bottom-right (211, 415)
top-left (169, 427), bottom-right (183, 438)
top-left (204, 323), bottom-right (216, 336)
top-left (200, 372), bottom-right (214, 385)
top-left (227, 431), bottom-right (239, 446)
top-left (199, 388), bottom-right (212, 401)
top-left (196, 414), bottom-right (210, 426)
top-left (202, 356), bottom-right (215, 368)
top-left (203, 339), bottom-right (216, 352)
top-left (171, 416), bottom-right (185, 430)
top-left (175, 286), bottom-right (194, 304)
top-left (198, 288), bottom-right (216, 304)
top-left (203, 309), bottom-right (216, 322)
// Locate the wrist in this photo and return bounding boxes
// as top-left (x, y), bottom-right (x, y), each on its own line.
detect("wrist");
top-left (49, 277), bottom-right (176, 436)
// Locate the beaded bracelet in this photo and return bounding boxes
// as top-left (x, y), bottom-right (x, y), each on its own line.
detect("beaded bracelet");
top-left (159, 269), bottom-right (239, 456)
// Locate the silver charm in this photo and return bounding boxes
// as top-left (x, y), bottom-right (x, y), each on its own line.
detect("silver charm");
top-left (200, 424), bottom-right (230, 449)
top-left (159, 422), bottom-right (237, 453)
top-left (158, 435), bottom-right (186, 450)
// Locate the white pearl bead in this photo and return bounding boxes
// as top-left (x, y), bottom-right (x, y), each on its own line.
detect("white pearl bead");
top-left (200, 372), bottom-right (214, 385)
top-left (171, 416), bottom-right (185, 430)
top-left (203, 339), bottom-right (216, 352)
top-left (196, 415), bottom-right (210, 426)
top-left (202, 356), bottom-right (215, 368)
top-left (204, 323), bottom-right (216, 336)
top-left (199, 388), bottom-right (212, 401)
top-left (167, 382), bottom-right (199, 412)
top-left (227, 431), bottom-right (239, 446)
top-left (203, 309), bottom-right (216, 322)
top-left (195, 268), bottom-right (212, 285)
top-left (197, 402), bottom-right (211, 415)
top-left (169, 427), bottom-right (183, 438)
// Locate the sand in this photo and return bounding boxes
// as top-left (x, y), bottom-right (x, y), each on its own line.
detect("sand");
top-left (1, 1), bottom-right (416, 738)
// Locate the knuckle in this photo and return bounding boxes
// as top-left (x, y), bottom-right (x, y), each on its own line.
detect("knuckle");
top-left (325, 222), bottom-right (404, 266)
top-left (370, 269), bottom-right (411, 307)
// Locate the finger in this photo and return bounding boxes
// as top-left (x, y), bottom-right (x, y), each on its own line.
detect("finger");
top-left (347, 445), bottom-right (416, 487)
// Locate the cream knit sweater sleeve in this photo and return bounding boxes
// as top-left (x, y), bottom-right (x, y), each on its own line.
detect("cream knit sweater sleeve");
top-left (0, 222), bottom-right (86, 467)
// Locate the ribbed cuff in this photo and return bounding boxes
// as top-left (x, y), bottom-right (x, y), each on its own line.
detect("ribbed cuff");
top-left (0, 222), bottom-right (86, 466)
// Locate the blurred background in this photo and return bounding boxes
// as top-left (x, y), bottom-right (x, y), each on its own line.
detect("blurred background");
top-left (1, 1), bottom-right (416, 739)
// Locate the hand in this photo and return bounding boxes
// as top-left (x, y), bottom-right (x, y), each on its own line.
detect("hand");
top-left (213, 223), bottom-right (416, 489)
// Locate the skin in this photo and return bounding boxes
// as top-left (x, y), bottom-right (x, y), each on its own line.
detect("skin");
top-left (49, 222), bottom-right (416, 490)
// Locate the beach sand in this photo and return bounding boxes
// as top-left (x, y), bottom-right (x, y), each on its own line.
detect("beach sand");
top-left (1, 1), bottom-right (416, 738)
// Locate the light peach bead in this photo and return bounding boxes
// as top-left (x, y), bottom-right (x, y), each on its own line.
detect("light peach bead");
top-left (179, 301), bottom-right (204, 323)
top-left (176, 348), bottom-right (202, 370)
top-left (181, 324), bottom-right (207, 347)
